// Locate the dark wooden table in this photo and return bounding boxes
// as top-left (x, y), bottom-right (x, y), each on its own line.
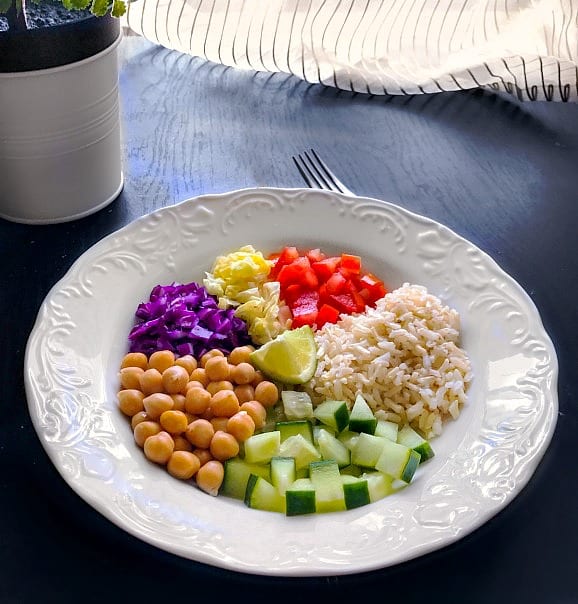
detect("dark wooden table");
top-left (2, 36), bottom-right (577, 603)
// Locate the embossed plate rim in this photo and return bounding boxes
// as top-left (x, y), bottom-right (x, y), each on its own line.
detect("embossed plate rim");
top-left (25, 186), bottom-right (558, 577)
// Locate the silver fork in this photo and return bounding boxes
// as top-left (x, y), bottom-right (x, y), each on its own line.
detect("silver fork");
top-left (292, 149), bottom-right (354, 195)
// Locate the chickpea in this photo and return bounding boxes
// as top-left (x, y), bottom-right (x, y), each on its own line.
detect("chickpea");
top-left (210, 417), bottom-right (229, 433)
top-left (160, 410), bottom-right (188, 434)
top-left (204, 356), bottom-right (230, 382)
top-left (226, 411), bottom-right (256, 442)
top-left (228, 345), bottom-right (254, 366)
top-left (192, 448), bottom-right (213, 466)
top-left (184, 412), bottom-right (198, 424)
top-left (167, 451), bottom-right (200, 480)
top-left (119, 366), bottom-right (145, 390)
top-left (170, 393), bottom-right (186, 412)
top-left (210, 389), bottom-right (240, 417)
top-left (173, 435), bottom-right (193, 452)
top-left (117, 389), bottom-right (145, 417)
top-left (144, 431), bottom-right (174, 464)
top-left (120, 352), bottom-right (148, 370)
top-left (200, 349), bottom-right (224, 368)
top-left (185, 419), bottom-right (214, 449)
top-left (231, 362), bottom-right (255, 385)
top-left (189, 368), bottom-right (209, 387)
top-left (185, 387), bottom-right (211, 414)
top-left (143, 392), bottom-right (174, 419)
top-left (254, 380), bottom-right (279, 407)
top-left (206, 380), bottom-right (234, 396)
top-left (239, 401), bottom-right (267, 429)
top-left (148, 350), bottom-right (175, 373)
top-left (139, 368), bottom-right (163, 395)
top-left (195, 460), bottom-right (224, 496)
top-left (131, 411), bottom-right (149, 430)
top-left (186, 379), bottom-right (206, 392)
top-left (174, 354), bottom-right (197, 374)
top-left (161, 365), bottom-right (189, 394)
top-left (234, 384), bottom-right (255, 404)
top-left (251, 370), bottom-right (265, 386)
top-left (133, 421), bottom-right (161, 447)
top-left (209, 431), bottom-right (240, 461)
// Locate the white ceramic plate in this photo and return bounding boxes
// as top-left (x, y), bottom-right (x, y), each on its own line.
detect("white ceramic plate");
top-left (25, 187), bottom-right (558, 576)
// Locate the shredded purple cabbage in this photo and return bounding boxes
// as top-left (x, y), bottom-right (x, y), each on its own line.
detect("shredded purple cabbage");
top-left (128, 282), bottom-right (251, 359)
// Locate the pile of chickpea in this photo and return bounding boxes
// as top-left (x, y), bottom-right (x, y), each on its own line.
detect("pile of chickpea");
top-left (116, 346), bottom-right (280, 496)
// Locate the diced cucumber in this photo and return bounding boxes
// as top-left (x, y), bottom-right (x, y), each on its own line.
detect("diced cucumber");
top-left (397, 424), bottom-right (435, 462)
top-left (375, 438), bottom-right (421, 483)
top-left (374, 419), bottom-right (399, 442)
top-left (270, 456), bottom-right (296, 495)
top-left (351, 432), bottom-right (388, 468)
top-left (243, 431), bottom-right (281, 464)
top-left (279, 433), bottom-right (321, 470)
top-left (316, 428), bottom-right (351, 468)
top-left (337, 430), bottom-right (360, 451)
top-left (362, 471), bottom-right (395, 502)
top-left (244, 474), bottom-right (285, 513)
top-left (313, 399), bottom-right (350, 432)
top-left (261, 404), bottom-right (286, 433)
top-left (281, 390), bottom-right (314, 420)
top-left (285, 478), bottom-right (316, 516)
top-left (276, 419), bottom-right (314, 444)
top-left (340, 464), bottom-right (363, 477)
top-left (341, 475), bottom-right (370, 509)
top-left (220, 458), bottom-right (271, 500)
top-left (309, 460), bottom-right (346, 513)
top-left (313, 423), bottom-right (336, 443)
top-left (348, 393), bottom-right (377, 434)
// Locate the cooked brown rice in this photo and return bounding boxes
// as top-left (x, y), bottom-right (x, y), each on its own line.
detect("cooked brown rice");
top-left (305, 283), bottom-right (473, 439)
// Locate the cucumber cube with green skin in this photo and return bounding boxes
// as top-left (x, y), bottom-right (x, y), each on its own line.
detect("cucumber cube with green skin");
top-left (316, 428), bottom-right (351, 468)
top-left (351, 432), bottom-right (389, 468)
top-left (348, 393), bottom-right (377, 434)
top-left (362, 471), bottom-right (395, 502)
top-left (337, 430), bottom-right (360, 451)
top-left (281, 391), bottom-right (315, 420)
top-left (313, 423), bottom-right (336, 443)
top-left (285, 478), bottom-right (316, 516)
top-left (397, 424), bottom-right (435, 462)
top-left (279, 433), bottom-right (321, 470)
top-left (220, 458), bottom-right (271, 500)
top-left (270, 456), bottom-right (296, 495)
top-left (276, 420), bottom-right (314, 444)
top-left (313, 399), bottom-right (350, 432)
top-left (309, 460), bottom-right (346, 513)
top-left (341, 475), bottom-right (370, 509)
top-left (244, 474), bottom-right (286, 513)
top-left (243, 431), bottom-right (281, 464)
top-left (375, 439), bottom-right (421, 483)
top-left (374, 419), bottom-right (399, 442)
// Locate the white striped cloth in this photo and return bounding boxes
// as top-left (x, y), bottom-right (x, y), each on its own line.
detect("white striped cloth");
top-left (124, 0), bottom-right (578, 101)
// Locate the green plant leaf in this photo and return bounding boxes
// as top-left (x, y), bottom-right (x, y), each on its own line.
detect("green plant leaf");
top-left (90, 0), bottom-right (110, 16)
top-left (111, 0), bottom-right (125, 17)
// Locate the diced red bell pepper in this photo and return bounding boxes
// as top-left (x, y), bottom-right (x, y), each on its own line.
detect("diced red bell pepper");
top-left (358, 272), bottom-right (386, 302)
top-left (270, 246), bottom-right (300, 278)
top-left (311, 257), bottom-right (340, 282)
top-left (301, 267), bottom-right (319, 290)
top-left (328, 293), bottom-right (358, 314)
top-left (283, 283), bottom-right (304, 305)
top-left (340, 253), bottom-right (361, 274)
top-left (326, 271), bottom-right (348, 295)
top-left (306, 248), bottom-right (326, 263)
top-left (290, 291), bottom-right (320, 327)
top-left (277, 257), bottom-right (311, 287)
top-left (316, 303), bottom-right (340, 328)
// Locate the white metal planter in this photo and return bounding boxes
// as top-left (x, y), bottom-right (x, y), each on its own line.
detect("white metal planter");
top-left (0, 16), bottom-right (123, 224)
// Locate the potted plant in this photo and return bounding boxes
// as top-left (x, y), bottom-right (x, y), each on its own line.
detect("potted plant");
top-left (0, 0), bottom-right (126, 224)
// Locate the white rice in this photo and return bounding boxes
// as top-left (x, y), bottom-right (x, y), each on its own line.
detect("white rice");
top-left (305, 283), bottom-right (473, 439)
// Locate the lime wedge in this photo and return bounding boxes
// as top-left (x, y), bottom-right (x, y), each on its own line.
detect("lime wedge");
top-left (249, 325), bottom-right (317, 385)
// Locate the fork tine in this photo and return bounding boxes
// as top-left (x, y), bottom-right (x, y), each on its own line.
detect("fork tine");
top-left (292, 149), bottom-right (352, 194)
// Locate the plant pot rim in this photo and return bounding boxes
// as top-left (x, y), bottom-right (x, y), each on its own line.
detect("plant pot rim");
top-left (0, 12), bottom-right (121, 73)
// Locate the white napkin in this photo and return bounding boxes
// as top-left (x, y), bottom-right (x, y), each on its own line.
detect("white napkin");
top-left (123, 0), bottom-right (578, 101)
